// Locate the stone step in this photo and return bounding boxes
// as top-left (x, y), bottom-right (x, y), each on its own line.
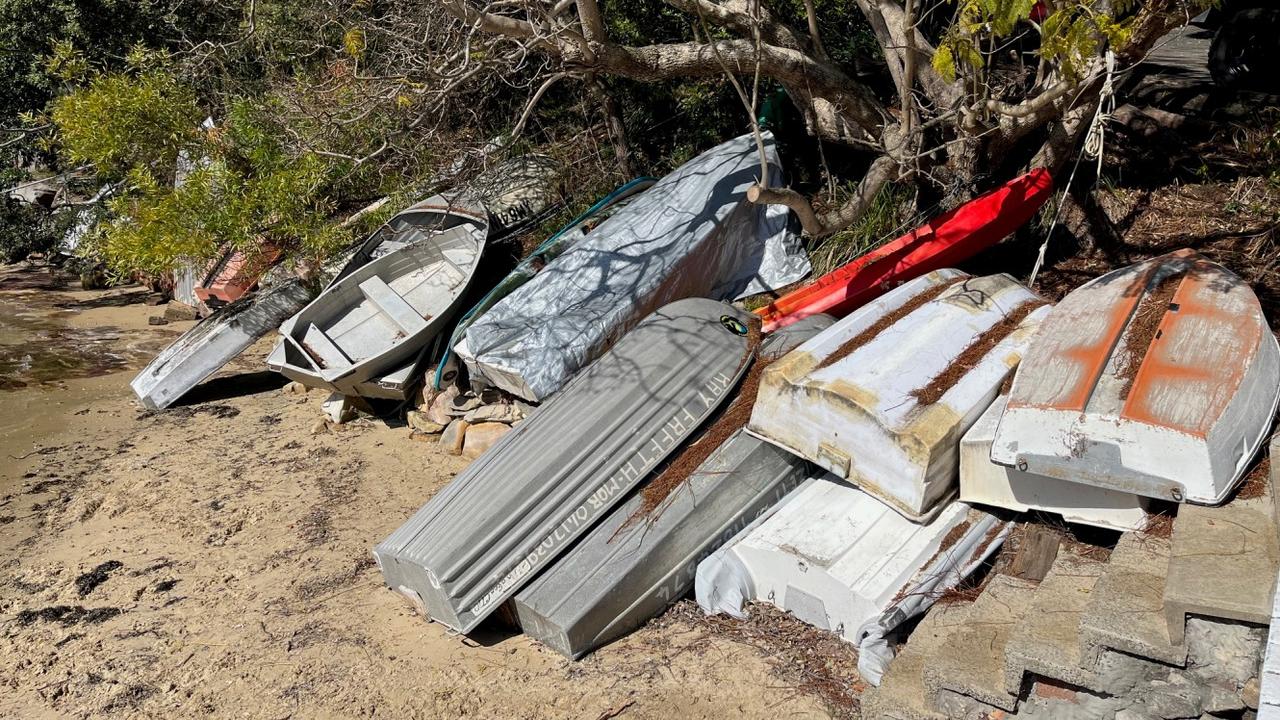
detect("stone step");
top-left (1003, 549), bottom-right (1106, 695)
top-left (1164, 479), bottom-right (1278, 646)
top-left (1079, 532), bottom-right (1187, 667)
top-left (923, 574), bottom-right (1039, 712)
top-left (861, 602), bottom-right (974, 720)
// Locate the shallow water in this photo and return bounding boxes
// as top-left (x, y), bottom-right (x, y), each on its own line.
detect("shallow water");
top-left (0, 286), bottom-right (166, 390)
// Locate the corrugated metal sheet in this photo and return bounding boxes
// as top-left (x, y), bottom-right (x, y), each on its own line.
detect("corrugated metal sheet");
top-left (992, 250), bottom-right (1280, 504)
top-left (748, 270), bottom-right (1050, 521)
top-left (510, 313), bottom-right (833, 658)
top-left (373, 298), bottom-right (756, 633)
top-left (131, 279), bottom-right (315, 410)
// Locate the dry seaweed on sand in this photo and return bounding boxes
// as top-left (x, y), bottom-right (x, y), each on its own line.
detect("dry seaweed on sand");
top-left (654, 600), bottom-right (864, 719)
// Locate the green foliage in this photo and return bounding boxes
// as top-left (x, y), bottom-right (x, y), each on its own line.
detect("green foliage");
top-left (933, 0), bottom-right (1132, 82)
top-left (51, 69), bottom-right (356, 276)
top-left (50, 67), bottom-right (202, 176)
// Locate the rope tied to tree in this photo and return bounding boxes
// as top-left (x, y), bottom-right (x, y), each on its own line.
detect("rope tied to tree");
top-left (1028, 50), bottom-right (1117, 288)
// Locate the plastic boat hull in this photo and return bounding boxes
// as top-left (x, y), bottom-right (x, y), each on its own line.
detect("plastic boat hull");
top-left (754, 168), bottom-right (1053, 333)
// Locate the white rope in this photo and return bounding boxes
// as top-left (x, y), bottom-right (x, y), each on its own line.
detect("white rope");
top-left (1028, 50), bottom-right (1117, 288)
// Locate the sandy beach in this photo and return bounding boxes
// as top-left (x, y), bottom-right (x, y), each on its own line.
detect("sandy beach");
top-left (0, 264), bottom-right (852, 719)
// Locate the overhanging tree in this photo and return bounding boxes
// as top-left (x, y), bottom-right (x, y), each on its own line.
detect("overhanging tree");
top-left (441, 0), bottom-right (1206, 236)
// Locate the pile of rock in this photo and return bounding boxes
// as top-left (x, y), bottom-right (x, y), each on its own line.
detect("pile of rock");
top-left (407, 384), bottom-right (532, 460)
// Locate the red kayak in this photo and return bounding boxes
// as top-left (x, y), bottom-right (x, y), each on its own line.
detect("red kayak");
top-left (756, 168), bottom-right (1054, 333)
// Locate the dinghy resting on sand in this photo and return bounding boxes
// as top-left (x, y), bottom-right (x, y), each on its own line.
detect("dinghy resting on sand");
top-left (270, 201), bottom-right (489, 394)
top-left (131, 279), bottom-right (316, 410)
top-left (373, 298), bottom-right (757, 633)
top-left (991, 249), bottom-right (1280, 505)
top-left (511, 314), bottom-right (834, 659)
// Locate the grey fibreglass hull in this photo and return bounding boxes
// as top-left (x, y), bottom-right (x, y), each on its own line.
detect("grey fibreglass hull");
top-left (513, 430), bottom-right (812, 658)
top-left (131, 280), bottom-right (315, 410)
top-left (373, 298), bottom-right (755, 633)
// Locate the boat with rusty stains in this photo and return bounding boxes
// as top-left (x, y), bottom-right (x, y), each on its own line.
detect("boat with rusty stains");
top-left (747, 270), bottom-right (1051, 521)
top-left (991, 249), bottom-right (1280, 505)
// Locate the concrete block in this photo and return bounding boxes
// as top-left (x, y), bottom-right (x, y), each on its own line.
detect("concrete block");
top-left (923, 574), bottom-right (1038, 712)
top-left (1164, 490), bottom-right (1279, 645)
top-left (1080, 533), bottom-right (1187, 667)
top-left (861, 602), bottom-right (972, 720)
top-left (1004, 550), bottom-right (1106, 695)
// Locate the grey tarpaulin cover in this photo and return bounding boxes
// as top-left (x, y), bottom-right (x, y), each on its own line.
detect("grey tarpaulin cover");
top-left (373, 298), bottom-right (755, 633)
top-left (455, 132), bottom-right (810, 401)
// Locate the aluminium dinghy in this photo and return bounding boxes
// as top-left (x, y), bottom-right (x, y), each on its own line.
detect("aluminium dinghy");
top-left (131, 279), bottom-right (315, 410)
top-left (373, 298), bottom-right (757, 634)
top-left (270, 198), bottom-right (489, 394)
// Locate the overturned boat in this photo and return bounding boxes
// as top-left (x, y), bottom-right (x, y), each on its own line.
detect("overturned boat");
top-left (511, 314), bottom-right (833, 659)
top-left (429, 177), bottom-right (658, 392)
top-left (747, 270), bottom-right (1050, 521)
top-left (194, 244), bottom-right (283, 308)
top-left (131, 279), bottom-right (315, 410)
top-left (696, 477), bottom-right (1009, 681)
top-left (456, 132), bottom-right (810, 401)
top-left (961, 395), bottom-right (1151, 531)
top-left (755, 169), bottom-right (1053, 333)
top-left (269, 201), bottom-right (489, 394)
top-left (373, 299), bottom-right (755, 633)
top-left (991, 249), bottom-right (1280, 505)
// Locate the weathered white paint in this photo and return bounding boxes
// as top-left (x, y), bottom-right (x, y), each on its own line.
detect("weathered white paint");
top-left (991, 251), bottom-right (1280, 504)
top-left (747, 270), bottom-right (1050, 521)
top-left (961, 395), bottom-right (1150, 531)
top-left (695, 476), bottom-right (1006, 649)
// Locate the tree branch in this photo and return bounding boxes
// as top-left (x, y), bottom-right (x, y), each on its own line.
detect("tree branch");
top-left (748, 155), bottom-right (899, 237)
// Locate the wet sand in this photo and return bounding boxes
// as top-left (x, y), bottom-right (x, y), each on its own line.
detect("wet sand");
top-left (0, 264), bottom-right (841, 719)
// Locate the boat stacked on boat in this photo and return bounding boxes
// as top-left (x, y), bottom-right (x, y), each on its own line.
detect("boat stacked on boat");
top-left (127, 140), bottom-right (1279, 688)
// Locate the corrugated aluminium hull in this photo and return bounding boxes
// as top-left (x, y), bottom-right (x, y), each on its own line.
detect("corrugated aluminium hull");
top-left (373, 298), bottom-right (755, 633)
top-left (510, 314), bottom-right (833, 659)
top-left (695, 476), bottom-right (1008, 646)
top-left (131, 279), bottom-right (315, 410)
top-left (513, 430), bottom-right (812, 658)
top-left (747, 270), bottom-right (1050, 521)
top-left (961, 395), bottom-right (1150, 531)
top-left (991, 249), bottom-right (1280, 504)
